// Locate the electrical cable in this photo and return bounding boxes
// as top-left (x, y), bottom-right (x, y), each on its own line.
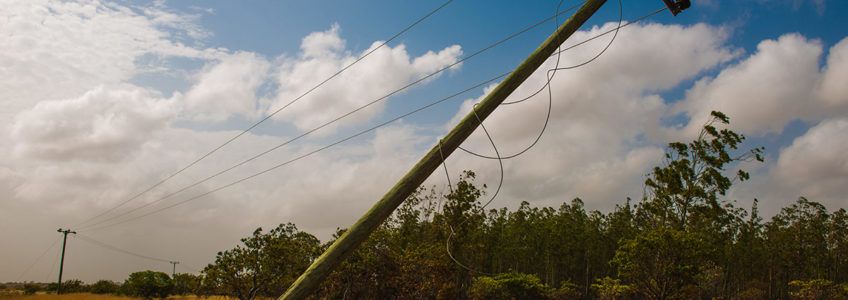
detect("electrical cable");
top-left (82, 72), bottom-right (513, 232)
top-left (76, 3), bottom-right (586, 231)
top-left (45, 241), bottom-right (62, 282)
top-left (457, 0), bottom-right (623, 160)
top-left (441, 0), bottom-right (580, 274)
top-left (442, 0), bottom-right (667, 276)
top-left (72, 0), bottom-right (456, 230)
top-left (80, 3), bottom-right (663, 233)
top-left (74, 233), bottom-right (173, 263)
top-left (445, 103), bottom-right (504, 276)
top-left (16, 235), bottom-right (61, 282)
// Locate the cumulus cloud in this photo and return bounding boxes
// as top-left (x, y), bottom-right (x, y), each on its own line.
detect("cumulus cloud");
top-left (10, 86), bottom-right (178, 163)
top-left (816, 38), bottom-right (848, 109)
top-left (268, 24), bottom-right (463, 133)
top-left (181, 52), bottom-right (271, 121)
top-left (673, 34), bottom-right (848, 136)
top-left (442, 22), bottom-right (736, 210)
top-left (773, 118), bottom-right (848, 206)
top-left (0, 0), bottom-right (221, 121)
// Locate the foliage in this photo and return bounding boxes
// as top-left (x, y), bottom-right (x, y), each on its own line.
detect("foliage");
top-left (468, 271), bottom-right (553, 300)
top-left (203, 223), bottom-right (320, 300)
top-left (788, 279), bottom-right (848, 300)
top-left (88, 280), bottom-right (120, 295)
top-left (172, 273), bottom-right (202, 295)
top-left (591, 277), bottom-right (632, 300)
top-left (612, 227), bottom-right (705, 299)
top-left (122, 270), bottom-right (174, 299)
top-left (641, 111), bottom-right (763, 229)
top-left (23, 284), bottom-right (41, 295)
top-left (191, 111), bottom-right (848, 299)
top-left (59, 280), bottom-right (88, 294)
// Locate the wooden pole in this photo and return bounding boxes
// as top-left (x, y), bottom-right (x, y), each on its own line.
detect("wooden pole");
top-left (56, 228), bottom-right (75, 294)
top-left (280, 1), bottom-right (608, 298)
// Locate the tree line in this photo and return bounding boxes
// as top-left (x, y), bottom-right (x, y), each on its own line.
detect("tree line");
top-left (194, 112), bottom-right (848, 299)
top-left (14, 111), bottom-right (846, 299)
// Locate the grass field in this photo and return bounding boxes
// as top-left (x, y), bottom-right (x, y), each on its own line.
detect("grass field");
top-left (0, 293), bottom-right (236, 300)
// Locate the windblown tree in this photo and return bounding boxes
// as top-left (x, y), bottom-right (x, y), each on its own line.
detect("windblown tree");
top-left (203, 223), bottom-right (320, 300)
top-left (617, 111), bottom-right (764, 299)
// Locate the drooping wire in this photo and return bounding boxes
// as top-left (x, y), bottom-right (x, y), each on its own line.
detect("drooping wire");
top-left (80, 3), bottom-right (663, 233)
top-left (77, 3), bottom-right (586, 232)
top-left (443, 0), bottom-right (661, 275)
top-left (74, 233), bottom-right (173, 263)
top-left (440, 0), bottom-right (580, 274)
top-left (16, 235), bottom-right (61, 282)
top-left (445, 104), bottom-right (504, 276)
top-left (438, 140), bottom-right (454, 195)
top-left (82, 72), bottom-right (513, 232)
top-left (72, 0), bottom-right (456, 230)
top-left (458, 0), bottom-right (624, 160)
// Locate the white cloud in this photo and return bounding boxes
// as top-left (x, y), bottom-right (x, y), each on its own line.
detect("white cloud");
top-left (10, 85), bottom-right (177, 163)
top-left (673, 34), bottom-right (848, 136)
top-left (442, 22), bottom-right (736, 211)
top-left (0, 0), bottom-right (221, 121)
top-left (268, 25), bottom-right (463, 133)
top-left (773, 118), bottom-right (848, 206)
top-left (181, 52), bottom-right (271, 121)
top-left (816, 38), bottom-right (848, 109)
top-left (1, 0), bottom-right (846, 284)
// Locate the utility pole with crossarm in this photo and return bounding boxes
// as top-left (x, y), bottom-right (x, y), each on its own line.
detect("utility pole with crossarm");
top-left (56, 228), bottom-right (76, 295)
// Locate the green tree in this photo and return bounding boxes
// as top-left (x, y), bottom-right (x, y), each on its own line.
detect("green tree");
top-left (613, 227), bottom-right (705, 299)
top-left (468, 271), bottom-right (555, 300)
top-left (203, 223), bottom-right (320, 300)
top-left (641, 111), bottom-right (763, 229)
top-left (22, 284), bottom-right (41, 295)
top-left (765, 197), bottom-right (832, 297)
top-left (123, 270), bottom-right (174, 299)
top-left (592, 277), bottom-right (633, 300)
top-left (59, 279), bottom-right (87, 293)
top-left (89, 280), bottom-right (120, 294)
top-left (173, 273), bottom-right (202, 295)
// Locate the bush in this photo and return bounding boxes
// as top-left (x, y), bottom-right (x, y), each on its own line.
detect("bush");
top-left (89, 280), bottom-right (120, 294)
top-left (468, 271), bottom-right (553, 300)
top-left (23, 284), bottom-right (41, 295)
top-left (60, 279), bottom-right (87, 293)
top-left (123, 270), bottom-right (174, 299)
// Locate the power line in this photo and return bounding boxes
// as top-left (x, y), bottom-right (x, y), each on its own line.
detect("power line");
top-left (76, 3), bottom-right (586, 232)
top-left (74, 233), bottom-right (173, 264)
top-left (45, 240), bottom-right (61, 282)
top-left (81, 3), bottom-right (660, 233)
top-left (83, 72), bottom-right (513, 232)
top-left (71, 0), bottom-right (456, 230)
top-left (16, 235), bottom-right (61, 282)
top-left (457, 0), bottom-right (624, 160)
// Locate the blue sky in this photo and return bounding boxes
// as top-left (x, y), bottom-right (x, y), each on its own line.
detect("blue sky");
top-left (2, 0), bottom-right (846, 283)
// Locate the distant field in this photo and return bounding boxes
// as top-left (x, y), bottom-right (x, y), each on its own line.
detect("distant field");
top-left (0, 293), bottom-right (236, 300)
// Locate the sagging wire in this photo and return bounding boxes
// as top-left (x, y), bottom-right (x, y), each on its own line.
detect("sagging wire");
top-left (458, 0), bottom-right (623, 160)
top-left (71, 0), bottom-right (457, 230)
top-left (443, 104), bottom-right (504, 276)
top-left (76, 2), bottom-right (587, 232)
top-left (442, 0), bottom-right (626, 275)
top-left (81, 72), bottom-right (513, 232)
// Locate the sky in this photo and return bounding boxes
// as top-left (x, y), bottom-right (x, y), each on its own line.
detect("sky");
top-left (2, 0), bottom-right (846, 284)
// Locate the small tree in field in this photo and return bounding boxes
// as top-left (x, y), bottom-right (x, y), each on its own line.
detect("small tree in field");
top-left (89, 280), bottom-right (120, 294)
top-left (203, 223), bottom-right (321, 300)
top-left (123, 270), bottom-right (174, 299)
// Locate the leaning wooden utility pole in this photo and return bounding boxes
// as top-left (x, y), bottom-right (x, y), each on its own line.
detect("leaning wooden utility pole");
top-left (280, 0), bottom-right (608, 298)
top-left (56, 228), bottom-right (76, 295)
